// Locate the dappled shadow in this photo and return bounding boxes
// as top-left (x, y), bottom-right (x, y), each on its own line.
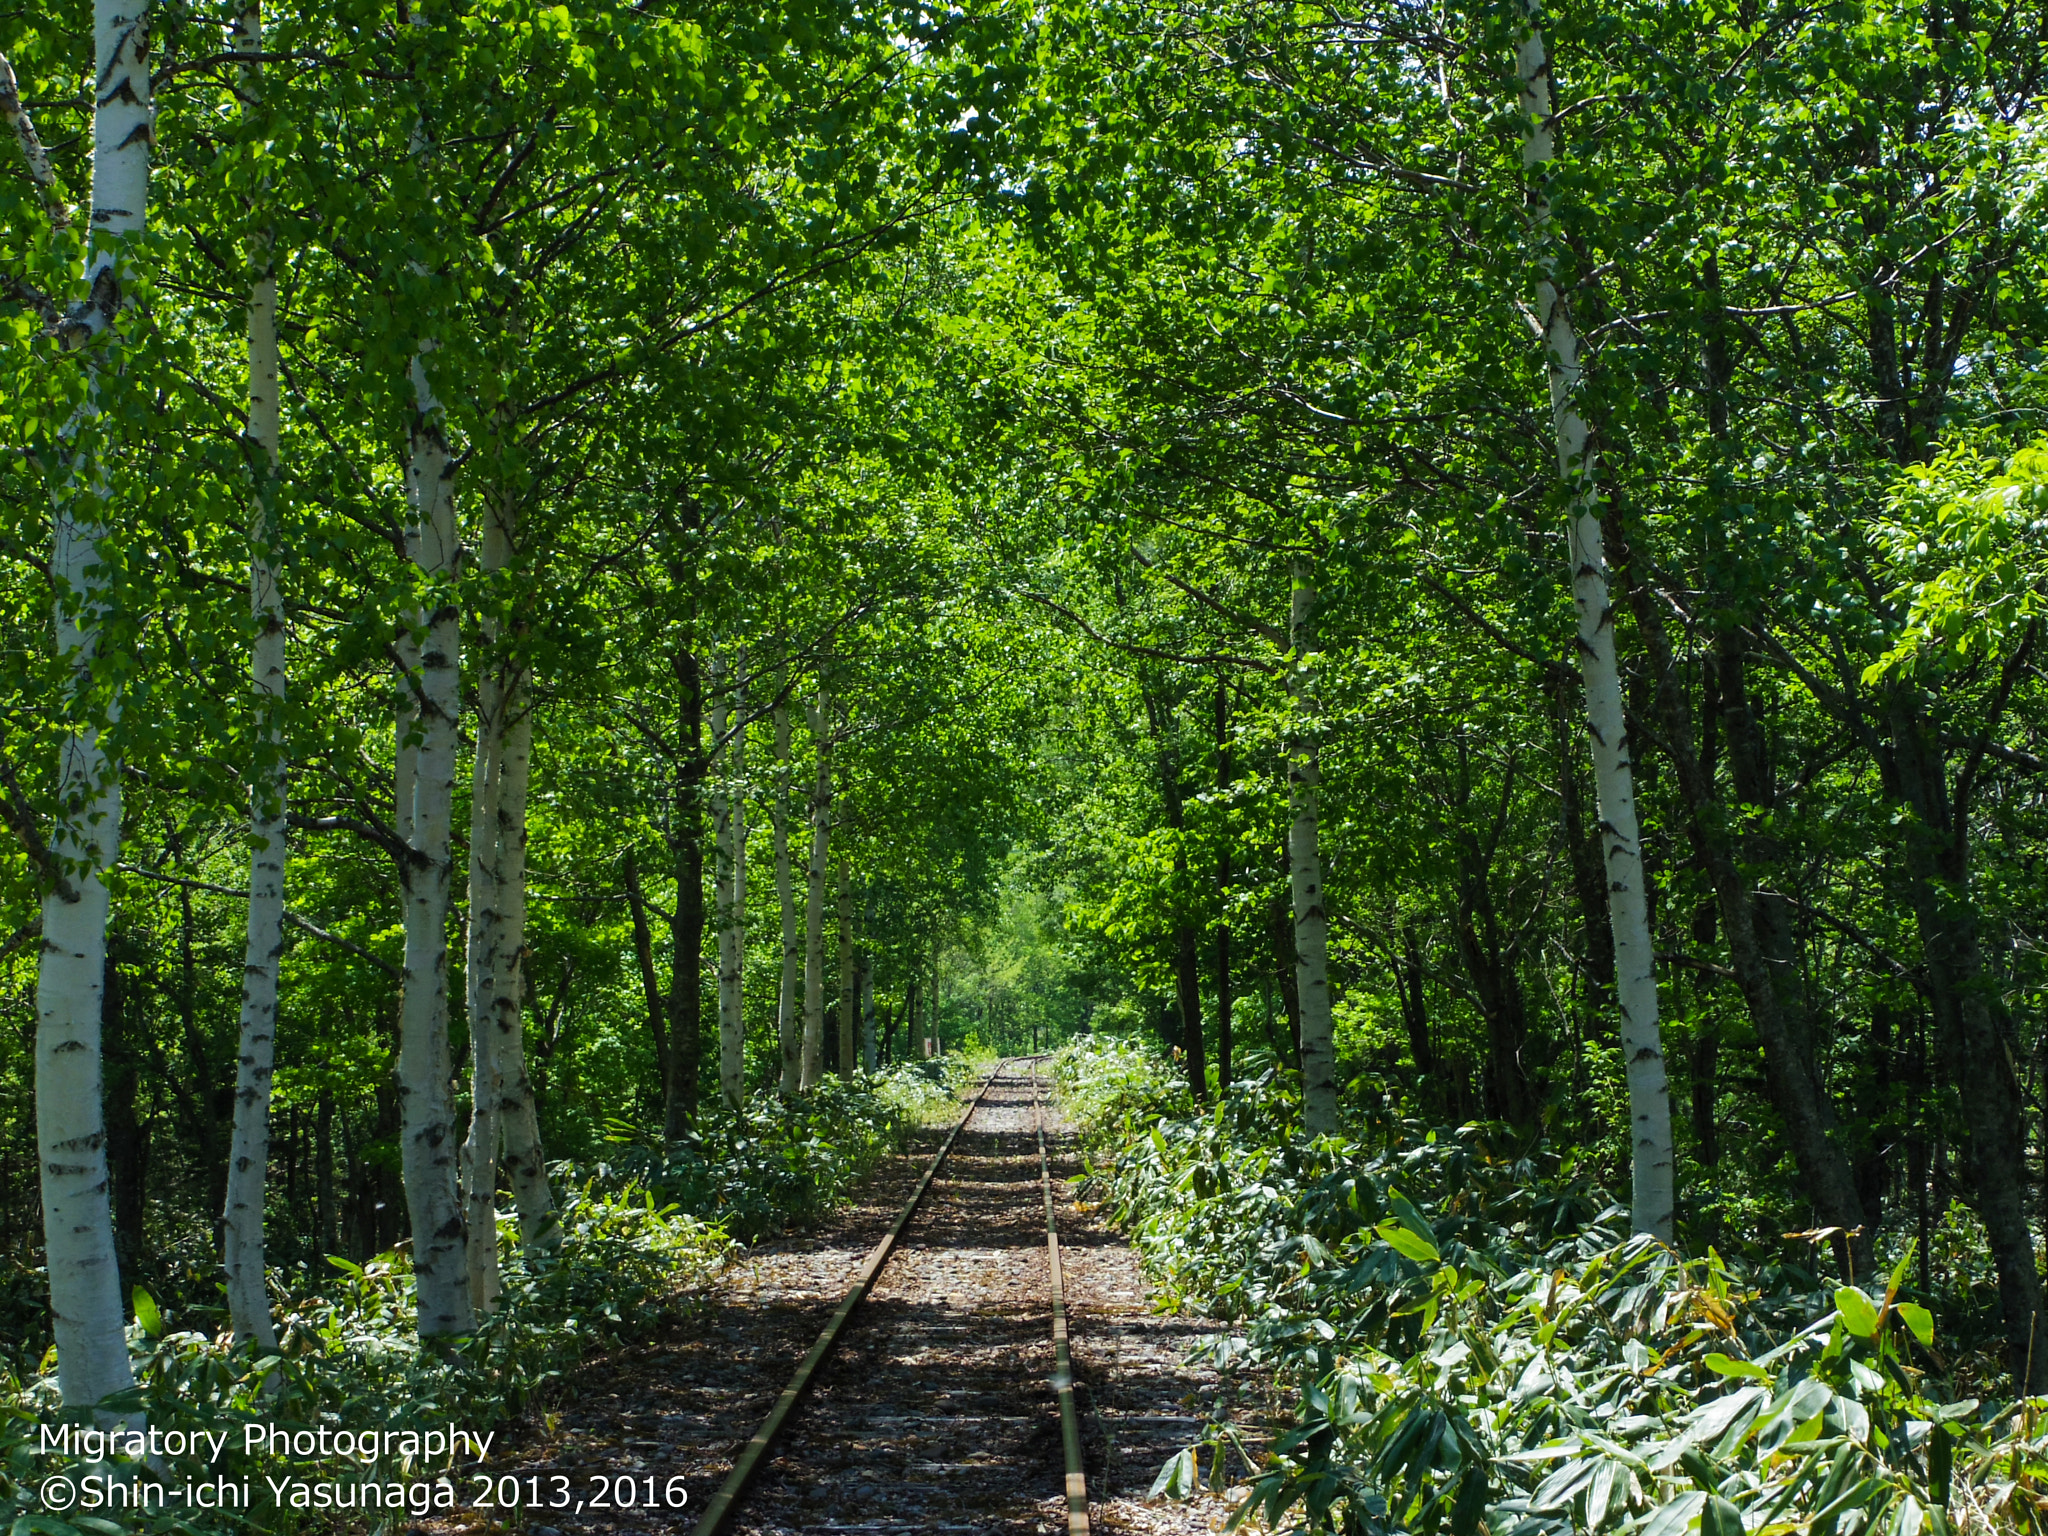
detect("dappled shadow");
top-left (417, 1069), bottom-right (1258, 1536)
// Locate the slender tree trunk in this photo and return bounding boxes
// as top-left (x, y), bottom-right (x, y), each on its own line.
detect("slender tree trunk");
top-left (1453, 864), bottom-right (1536, 1128)
top-left (314, 1091), bottom-right (334, 1252)
top-left (773, 700), bottom-right (801, 1096)
top-left (1616, 528), bottom-right (1867, 1265)
top-left (861, 962), bottom-right (875, 1074)
top-left (1884, 689), bottom-right (2044, 1388)
top-left (712, 658), bottom-right (748, 1110)
top-left (1394, 923), bottom-right (1433, 1078)
top-left (1214, 679), bottom-right (1233, 1092)
top-left (666, 650), bottom-right (706, 1136)
top-left (836, 860), bottom-right (855, 1077)
top-left (462, 485), bottom-right (554, 1302)
top-left (1287, 564), bottom-right (1339, 1134)
top-left (1550, 666), bottom-right (1613, 995)
top-left (1144, 688), bottom-right (1206, 1103)
top-left (461, 506), bottom-right (510, 1313)
top-left (800, 692), bottom-right (833, 1089)
top-left (223, 0), bottom-right (283, 1350)
top-left (396, 338), bottom-right (471, 1337)
top-left (1269, 843), bottom-right (1302, 1070)
top-left (491, 696), bottom-right (552, 1249)
top-left (623, 847), bottom-right (668, 1092)
top-left (34, 0), bottom-right (153, 1417)
top-left (1515, 12), bottom-right (1673, 1237)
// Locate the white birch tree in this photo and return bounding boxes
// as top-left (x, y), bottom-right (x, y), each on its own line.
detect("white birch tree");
top-left (28, 0), bottom-right (153, 1418)
top-left (1515, 5), bottom-right (1674, 1239)
top-left (396, 345), bottom-right (473, 1336)
top-left (222, 0), bottom-right (284, 1350)
top-left (461, 487), bottom-right (520, 1314)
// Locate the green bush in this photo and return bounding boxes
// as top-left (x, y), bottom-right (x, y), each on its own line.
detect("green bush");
top-left (1053, 1036), bottom-right (2048, 1536)
top-left (1, 1072), bottom-right (958, 1536)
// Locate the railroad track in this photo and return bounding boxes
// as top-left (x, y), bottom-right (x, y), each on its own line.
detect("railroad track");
top-left (691, 1059), bottom-right (1092, 1536)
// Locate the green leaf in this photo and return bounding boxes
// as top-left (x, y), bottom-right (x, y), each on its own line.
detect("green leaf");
top-left (1835, 1285), bottom-right (1880, 1337)
top-left (1704, 1352), bottom-right (1771, 1381)
top-left (1702, 1495), bottom-right (1745, 1536)
top-left (1895, 1302), bottom-right (1934, 1346)
top-left (1148, 1447), bottom-right (1199, 1499)
top-left (1376, 1218), bottom-right (1439, 1264)
top-left (132, 1286), bottom-right (163, 1338)
top-left (1639, 1492), bottom-right (1706, 1536)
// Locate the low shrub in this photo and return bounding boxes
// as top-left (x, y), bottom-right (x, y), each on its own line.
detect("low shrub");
top-left (1053, 1036), bottom-right (2048, 1536)
top-left (1, 1070), bottom-right (958, 1535)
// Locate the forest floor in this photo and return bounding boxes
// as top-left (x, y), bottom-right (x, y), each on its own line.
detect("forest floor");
top-left (423, 1071), bottom-right (1262, 1536)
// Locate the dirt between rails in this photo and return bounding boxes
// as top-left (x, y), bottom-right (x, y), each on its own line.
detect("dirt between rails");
top-left (419, 1068), bottom-right (1267, 1536)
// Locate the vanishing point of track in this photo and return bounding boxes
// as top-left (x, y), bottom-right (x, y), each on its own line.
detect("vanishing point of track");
top-left (691, 1059), bottom-right (1092, 1536)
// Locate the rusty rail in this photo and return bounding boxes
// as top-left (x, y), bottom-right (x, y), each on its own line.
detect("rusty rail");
top-left (1035, 1072), bottom-right (1092, 1536)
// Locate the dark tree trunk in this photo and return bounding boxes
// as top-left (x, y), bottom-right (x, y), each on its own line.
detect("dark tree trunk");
top-left (1550, 666), bottom-right (1613, 996)
top-left (1394, 923), bottom-right (1433, 1078)
top-left (1145, 684), bottom-right (1206, 1102)
top-left (316, 1090), bottom-right (335, 1255)
top-left (1175, 923), bottom-right (1205, 1100)
top-left (1271, 841), bottom-right (1302, 1068)
top-left (102, 935), bottom-right (148, 1278)
top-left (622, 848), bottom-right (669, 1103)
top-left (1690, 1019), bottom-right (1719, 1170)
top-left (169, 879), bottom-right (230, 1244)
top-left (1882, 680), bottom-right (2044, 1390)
top-left (667, 646), bottom-right (707, 1138)
top-left (1453, 868), bottom-right (1536, 1129)
top-left (1610, 501), bottom-right (1872, 1275)
top-left (1214, 680), bottom-right (1234, 1093)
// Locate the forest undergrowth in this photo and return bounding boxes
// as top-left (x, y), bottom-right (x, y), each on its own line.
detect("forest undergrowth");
top-left (1053, 1038), bottom-right (2048, 1536)
top-left (0, 1062), bottom-right (969, 1536)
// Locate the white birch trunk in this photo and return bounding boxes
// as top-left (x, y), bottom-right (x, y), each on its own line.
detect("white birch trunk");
top-left (222, 0), bottom-right (283, 1351)
top-left (835, 859), bottom-right (854, 1077)
top-left (773, 699), bottom-right (801, 1095)
top-left (397, 349), bottom-right (472, 1336)
top-left (1286, 565), bottom-right (1339, 1136)
top-left (799, 692), bottom-right (833, 1090)
top-left (712, 660), bottom-right (747, 1110)
top-left (1516, 8), bottom-right (1673, 1240)
top-left (492, 696), bottom-right (553, 1249)
top-left (460, 497), bottom-right (508, 1313)
top-left (36, 0), bottom-right (152, 1419)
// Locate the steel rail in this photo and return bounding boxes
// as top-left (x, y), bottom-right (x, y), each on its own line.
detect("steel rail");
top-left (688, 1064), bottom-right (1003, 1536)
top-left (1034, 1072), bottom-right (1092, 1536)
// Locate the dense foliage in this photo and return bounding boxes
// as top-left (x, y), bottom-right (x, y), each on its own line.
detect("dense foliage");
top-left (1057, 1036), bottom-right (2047, 1535)
top-left (0, 1063), bottom-right (962, 1534)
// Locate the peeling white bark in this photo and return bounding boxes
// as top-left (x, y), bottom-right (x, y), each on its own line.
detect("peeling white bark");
top-left (492, 696), bottom-right (553, 1250)
top-left (36, 0), bottom-right (153, 1420)
top-left (773, 698), bottom-right (800, 1097)
top-left (397, 348), bottom-right (472, 1337)
top-left (1286, 565), bottom-right (1338, 1136)
top-left (799, 691), bottom-right (833, 1090)
top-left (222, 0), bottom-right (282, 1352)
top-left (1516, 6), bottom-right (1673, 1240)
top-left (461, 496), bottom-right (509, 1313)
